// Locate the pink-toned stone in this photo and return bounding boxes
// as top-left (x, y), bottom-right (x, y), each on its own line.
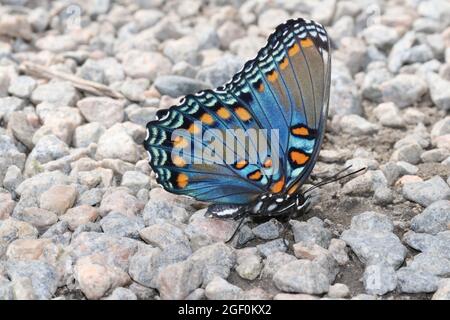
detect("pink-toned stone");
top-left (0, 193), bottom-right (15, 220)
top-left (60, 205), bottom-right (99, 231)
top-left (293, 242), bottom-right (330, 260)
top-left (39, 184), bottom-right (78, 215)
top-left (395, 175), bottom-right (424, 187)
top-left (74, 255), bottom-right (131, 300)
top-left (6, 238), bottom-right (58, 262)
top-left (16, 207), bottom-right (58, 232)
top-left (273, 293), bottom-right (319, 300)
top-left (99, 189), bottom-right (143, 217)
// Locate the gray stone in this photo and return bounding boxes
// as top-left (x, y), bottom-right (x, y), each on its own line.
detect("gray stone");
top-left (381, 74), bottom-right (428, 108)
top-left (363, 264), bottom-right (397, 295)
top-left (3, 165), bottom-right (23, 192)
top-left (0, 276), bottom-right (13, 300)
top-left (76, 97), bottom-right (125, 128)
top-left (341, 218), bottom-right (407, 268)
top-left (251, 219), bottom-right (282, 240)
top-left (290, 218), bottom-right (332, 248)
top-left (69, 232), bottom-right (139, 271)
top-left (120, 171), bottom-right (151, 195)
top-left (188, 243), bottom-right (235, 285)
top-left (24, 135), bottom-right (69, 176)
top-left (342, 170), bottom-right (387, 196)
top-left (120, 78), bottom-right (149, 102)
top-left (396, 267), bottom-right (439, 293)
top-left (163, 36), bottom-right (200, 65)
top-left (100, 212), bottom-right (145, 239)
top-left (326, 283), bottom-right (350, 299)
top-left (261, 252), bottom-right (297, 278)
top-left (421, 149), bottom-right (449, 163)
top-left (73, 122), bottom-right (106, 148)
top-left (273, 260), bottom-right (330, 294)
top-left (236, 254), bottom-right (262, 281)
top-left (362, 24), bottom-right (398, 49)
top-left (409, 252), bottom-right (450, 276)
top-left (122, 50), bottom-right (172, 80)
top-left (329, 62), bottom-right (362, 116)
top-left (339, 115), bottom-right (378, 136)
top-left (8, 76), bottom-right (36, 99)
top-left (12, 207), bottom-right (58, 234)
top-left (349, 211), bottom-right (394, 233)
top-left (96, 124), bottom-right (139, 163)
top-left (157, 259), bottom-right (203, 300)
top-left (388, 31), bottom-right (416, 73)
top-left (433, 279), bottom-right (450, 300)
top-left (374, 186), bottom-right (394, 205)
top-left (142, 199), bottom-right (189, 226)
top-left (154, 75), bottom-right (210, 98)
top-left (6, 260), bottom-right (58, 299)
top-left (139, 223), bottom-right (189, 250)
top-left (8, 111), bottom-right (36, 149)
top-left (256, 239), bottom-right (287, 257)
top-left (237, 225), bottom-right (255, 246)
top-left (205, 277), bottom-right (244, 300)
top-left (31, 81), bottom-right (80, 106)
top-left (373, 102), bottom-right (405, 128)
top-left (411, 200), bottom-right (450, 234)
top-left (427, 72), bottom-right (450, 111)
top-left (402, 176), bottom-right (450, 207)
top-left (390, 143), bottom-right (423, 165)
top-left (403, 231), bottom-right (450, 259)
top-left (328, 239), bottom-right (349, 266)
top-left (197, 55), bottom-right (244, 87)
top-left (0, 97), bottom-right (25, 122)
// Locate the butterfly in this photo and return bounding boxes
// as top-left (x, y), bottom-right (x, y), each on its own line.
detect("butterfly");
top-left (144, 18), bottom-right (331, 224)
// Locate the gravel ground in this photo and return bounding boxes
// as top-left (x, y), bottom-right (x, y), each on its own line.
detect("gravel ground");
top-left (0, 0), bottom-right (449, 300)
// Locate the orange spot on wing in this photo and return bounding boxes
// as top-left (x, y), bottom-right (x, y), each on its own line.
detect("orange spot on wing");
top-left (292, 126), bottom-right (309, 136)
top-left (258, 83), bottom-right (265, 92)
top-left (173, 136), bottom-right (188, 148)
top-left (177, 173), bottom-right (189, 188)
top-left (267, 71), bottom-right (278, 83)
top-left (200, 113), bottom-right (214, 125)
top-left (301, 38), bottom-right (314, 48)
top-left (271, 176), bottom-right (285, 193)
top-left (172, 156), bottom-right (186, 167)
top-left (290, 150), bottom-right (309, 165)
top-left (217, 107), bottom-right (231, 119)
top-left (188, 123), bottom-right (200, 134)
top-left (248, 170), bottom-right (262, 181)
top-left (288, 43), bottom-right (300, 56)
top-left (280, 57), bottom-right (289, 70)
top-left (263, 158), bottom-right (272, 168)
top-left (235, 159), bottom-right (248, 169)
top-left (235, 107), bottom-right (252, 121)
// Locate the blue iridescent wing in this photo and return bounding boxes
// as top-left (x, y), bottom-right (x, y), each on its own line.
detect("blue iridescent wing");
top-left (144, 18), bottom-right (331, 204)
top-left (144, 90), bottom-right (272, 204)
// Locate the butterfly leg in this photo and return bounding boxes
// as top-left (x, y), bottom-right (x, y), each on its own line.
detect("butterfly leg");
top-left (281, 194), bottom-right (312, 248)
top-left (225, 213), bottom-right (248, 245)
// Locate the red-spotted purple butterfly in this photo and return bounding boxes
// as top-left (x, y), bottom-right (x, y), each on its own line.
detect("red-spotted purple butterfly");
top-left (144, 18), bottom-right (334, 238)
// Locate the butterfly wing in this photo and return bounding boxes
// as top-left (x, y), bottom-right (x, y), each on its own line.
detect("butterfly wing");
top-left (144, 18), bottom-right (331, 205)
top-left (144, 90), bottom-right (272, 205)
top-left (251, 18), bottom-right (331, 195)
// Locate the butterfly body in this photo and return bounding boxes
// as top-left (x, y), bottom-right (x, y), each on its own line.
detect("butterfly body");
top-left (145, 18), bottom-right (331, 220)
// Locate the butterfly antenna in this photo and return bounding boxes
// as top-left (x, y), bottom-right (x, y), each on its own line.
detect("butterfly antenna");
top-left (304, 166), bottom-right (367, 195)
